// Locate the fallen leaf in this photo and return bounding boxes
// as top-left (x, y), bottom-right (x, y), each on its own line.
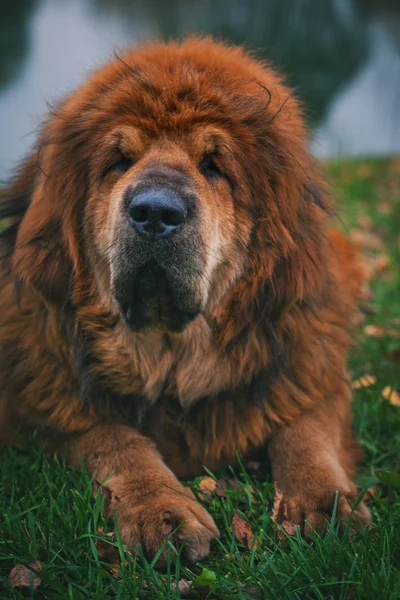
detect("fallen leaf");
top-left (169, 570), bottom-right (217, 598)
top-left (364, 486), bottom-right (377, 501)
top-left (281, 520), bottom-right (297, 536)
top-left (8, 561), bottom-right (42, 591)
top-left (241, 584), bottom-right (264, 598)
top-left (364, 324), bottom-right (399, 339)
top-left (271, 486), bottom-right (285, 523)
top-left (227, 479), bottom-right (242, 492)
top-left (352, 374), bottom-right (376, 390)
top-left (247, 461), bottom-right (261, 471)
top-left (213, 479), bottom-right (227, 497)
top-left (387, 329), bottom-right (400, 339)
top-left (357, 165), bottom-right (373, 178)
top-left (215, 478), bottom-right (241, 497)
top-left (170, 580), bottom-right (193, 597)
top-left (95, 528), bottom-right (120, 566)
top-left (377, 200), bottom-right (392, 215)
top-left (271, 485), bottom-right (297, 538)
top-left (350, 229), bottom-right (385, 250)
top-left (231, 511), bottom-right (257, 549)
top-left (198, 476), bottom-right (217, 496)
top-left (382, 386), bottom-right (400, 407)
top-left (390, 157), bottom-right (400, 172)
top-left (359, 253), bottom-right (390, 280)
top-left (364, 325), bottom-right (385, 337)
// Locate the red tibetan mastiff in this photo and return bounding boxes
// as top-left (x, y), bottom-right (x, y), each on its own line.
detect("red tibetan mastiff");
top-left (0, 38), bottom-right (370, 562)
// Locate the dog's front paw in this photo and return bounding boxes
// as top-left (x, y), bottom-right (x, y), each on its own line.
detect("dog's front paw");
top-left (274, 485), bottom-right (371, 536)
top-left (110, 485), bottom-right (219, 563)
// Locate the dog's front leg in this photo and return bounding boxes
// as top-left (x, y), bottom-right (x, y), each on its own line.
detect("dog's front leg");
top-left (268, 396), bottom-right (371, 535)
top-left (66, 424), bottom-right (219, 562)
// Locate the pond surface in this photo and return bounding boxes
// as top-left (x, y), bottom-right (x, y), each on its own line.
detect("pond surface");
top-left (1, 0), bottom-right (400, 179)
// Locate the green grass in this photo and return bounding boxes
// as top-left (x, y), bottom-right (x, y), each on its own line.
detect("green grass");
top-left (1, 158), bottom-right (399, 599)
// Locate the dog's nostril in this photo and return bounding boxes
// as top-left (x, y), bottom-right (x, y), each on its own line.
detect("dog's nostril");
top-left (128, 188), bottom-right (187, 238)
top-left (161, 209), bottom-right (185, 227)
top-left (130, 206), bottom-right (148, 223)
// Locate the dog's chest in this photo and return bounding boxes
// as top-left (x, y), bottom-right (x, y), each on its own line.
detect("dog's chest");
top-left (141, 387), bottom-right (270, 478)
top-left (113, 318), bottom-right (269, 408)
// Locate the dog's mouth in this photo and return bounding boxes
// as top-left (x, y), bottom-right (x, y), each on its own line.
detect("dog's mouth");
top-left (119, 261), bottom-right (200, 332)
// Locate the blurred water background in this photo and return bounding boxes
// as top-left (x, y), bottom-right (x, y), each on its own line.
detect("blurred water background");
top-left (1, 0), bottom-right (400, 180)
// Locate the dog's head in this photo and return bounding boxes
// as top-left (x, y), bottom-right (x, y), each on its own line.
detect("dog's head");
top-left (12, 39), bottom-right (329, 335)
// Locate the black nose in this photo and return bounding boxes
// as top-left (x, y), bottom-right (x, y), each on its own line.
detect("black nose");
top-left (128, 189), bottom-right (187, 238)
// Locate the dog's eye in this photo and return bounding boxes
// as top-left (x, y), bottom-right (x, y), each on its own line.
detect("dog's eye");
top-left (102, 155), bottom-right (134, 178)
top-left (199, 155), bottom-right (223, 180)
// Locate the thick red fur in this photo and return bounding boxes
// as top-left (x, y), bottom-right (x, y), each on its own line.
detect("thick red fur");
top-left (0, 38), bottom-right (370, 561)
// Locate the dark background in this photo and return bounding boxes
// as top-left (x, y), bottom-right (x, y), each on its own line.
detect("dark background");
top-left (1, 0), bottom-right (400, 179)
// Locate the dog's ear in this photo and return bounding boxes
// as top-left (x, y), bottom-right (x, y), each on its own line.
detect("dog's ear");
top-left (244, 81), bottom-right (332, 309)
top-left (13, 190), bottom-right (73, 303)
top-left (11, 142), bottom-right (77, 304)
top-left (248, 159), bottom-right (331, 313)
top-left (271, 179), bottom-right (331, 307)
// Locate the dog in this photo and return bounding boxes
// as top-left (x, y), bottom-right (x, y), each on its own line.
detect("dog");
top-left (0, 38), bottom-right (371, 562)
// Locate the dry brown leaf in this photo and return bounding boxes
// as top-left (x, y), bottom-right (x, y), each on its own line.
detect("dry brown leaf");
top-left (281, 520), bottom-right (297, 536)
top-left (382, 386), bottom-right (400, 407)
top-left (357, 164), bottom-right (374, 178)
top-left (377, 201), bottom-right (392, 215)
top-left (8, 561), bottom-right (42, 591)
top-left (145, 578), bottom-right (212, 599)
top-left (171, 579), bottom-right (212, 598)
top-left (357, 214), bottom-right (373, 228)
top-left (364, 486), bottom-right (377, 501)
top-left (358, 252), bottom-right (390, 282)
top-left (213, 478), bottom-right (258, 505)
top-left (364, 324), bottom-right (399, 339)
top-left (198, 476), bottom-right (217, 496)
top-left (367, 254), bottom-right (390, 276)
top-left (352, 374), bottom-right (376, 390)
top-left (170, 580), bottom-right (194, 597)
top-left (390, 157), bottom-right (400, 172)
top-left (240, 584), bottom-right (264, 598)
top-left (364, 325), bottom-right (386, 337)
top-left (389, 318), bottom-right (400, 326)
top-left (271, 485), bottom-right (296, 538)
top-left (224, 552), bottom-right (238, 560)
top-left (387, 329), bottom-right (400, 339)
top-left (349, 228), bottom-right (385, 250)
top-left (271, 486), bottom-right (285, 522)
top-left (214, 479), bottom-right (228, 497)
top-left (214, 478), bottom-right (242, 497)
top-left (227, 479), bottom-right (241, 492)
top-left (247, 461), bottom-right (261, 471)
top-left (95, 528), bottom-right (120, 566)
top-left (231, 511), bottom-right (257, 549)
